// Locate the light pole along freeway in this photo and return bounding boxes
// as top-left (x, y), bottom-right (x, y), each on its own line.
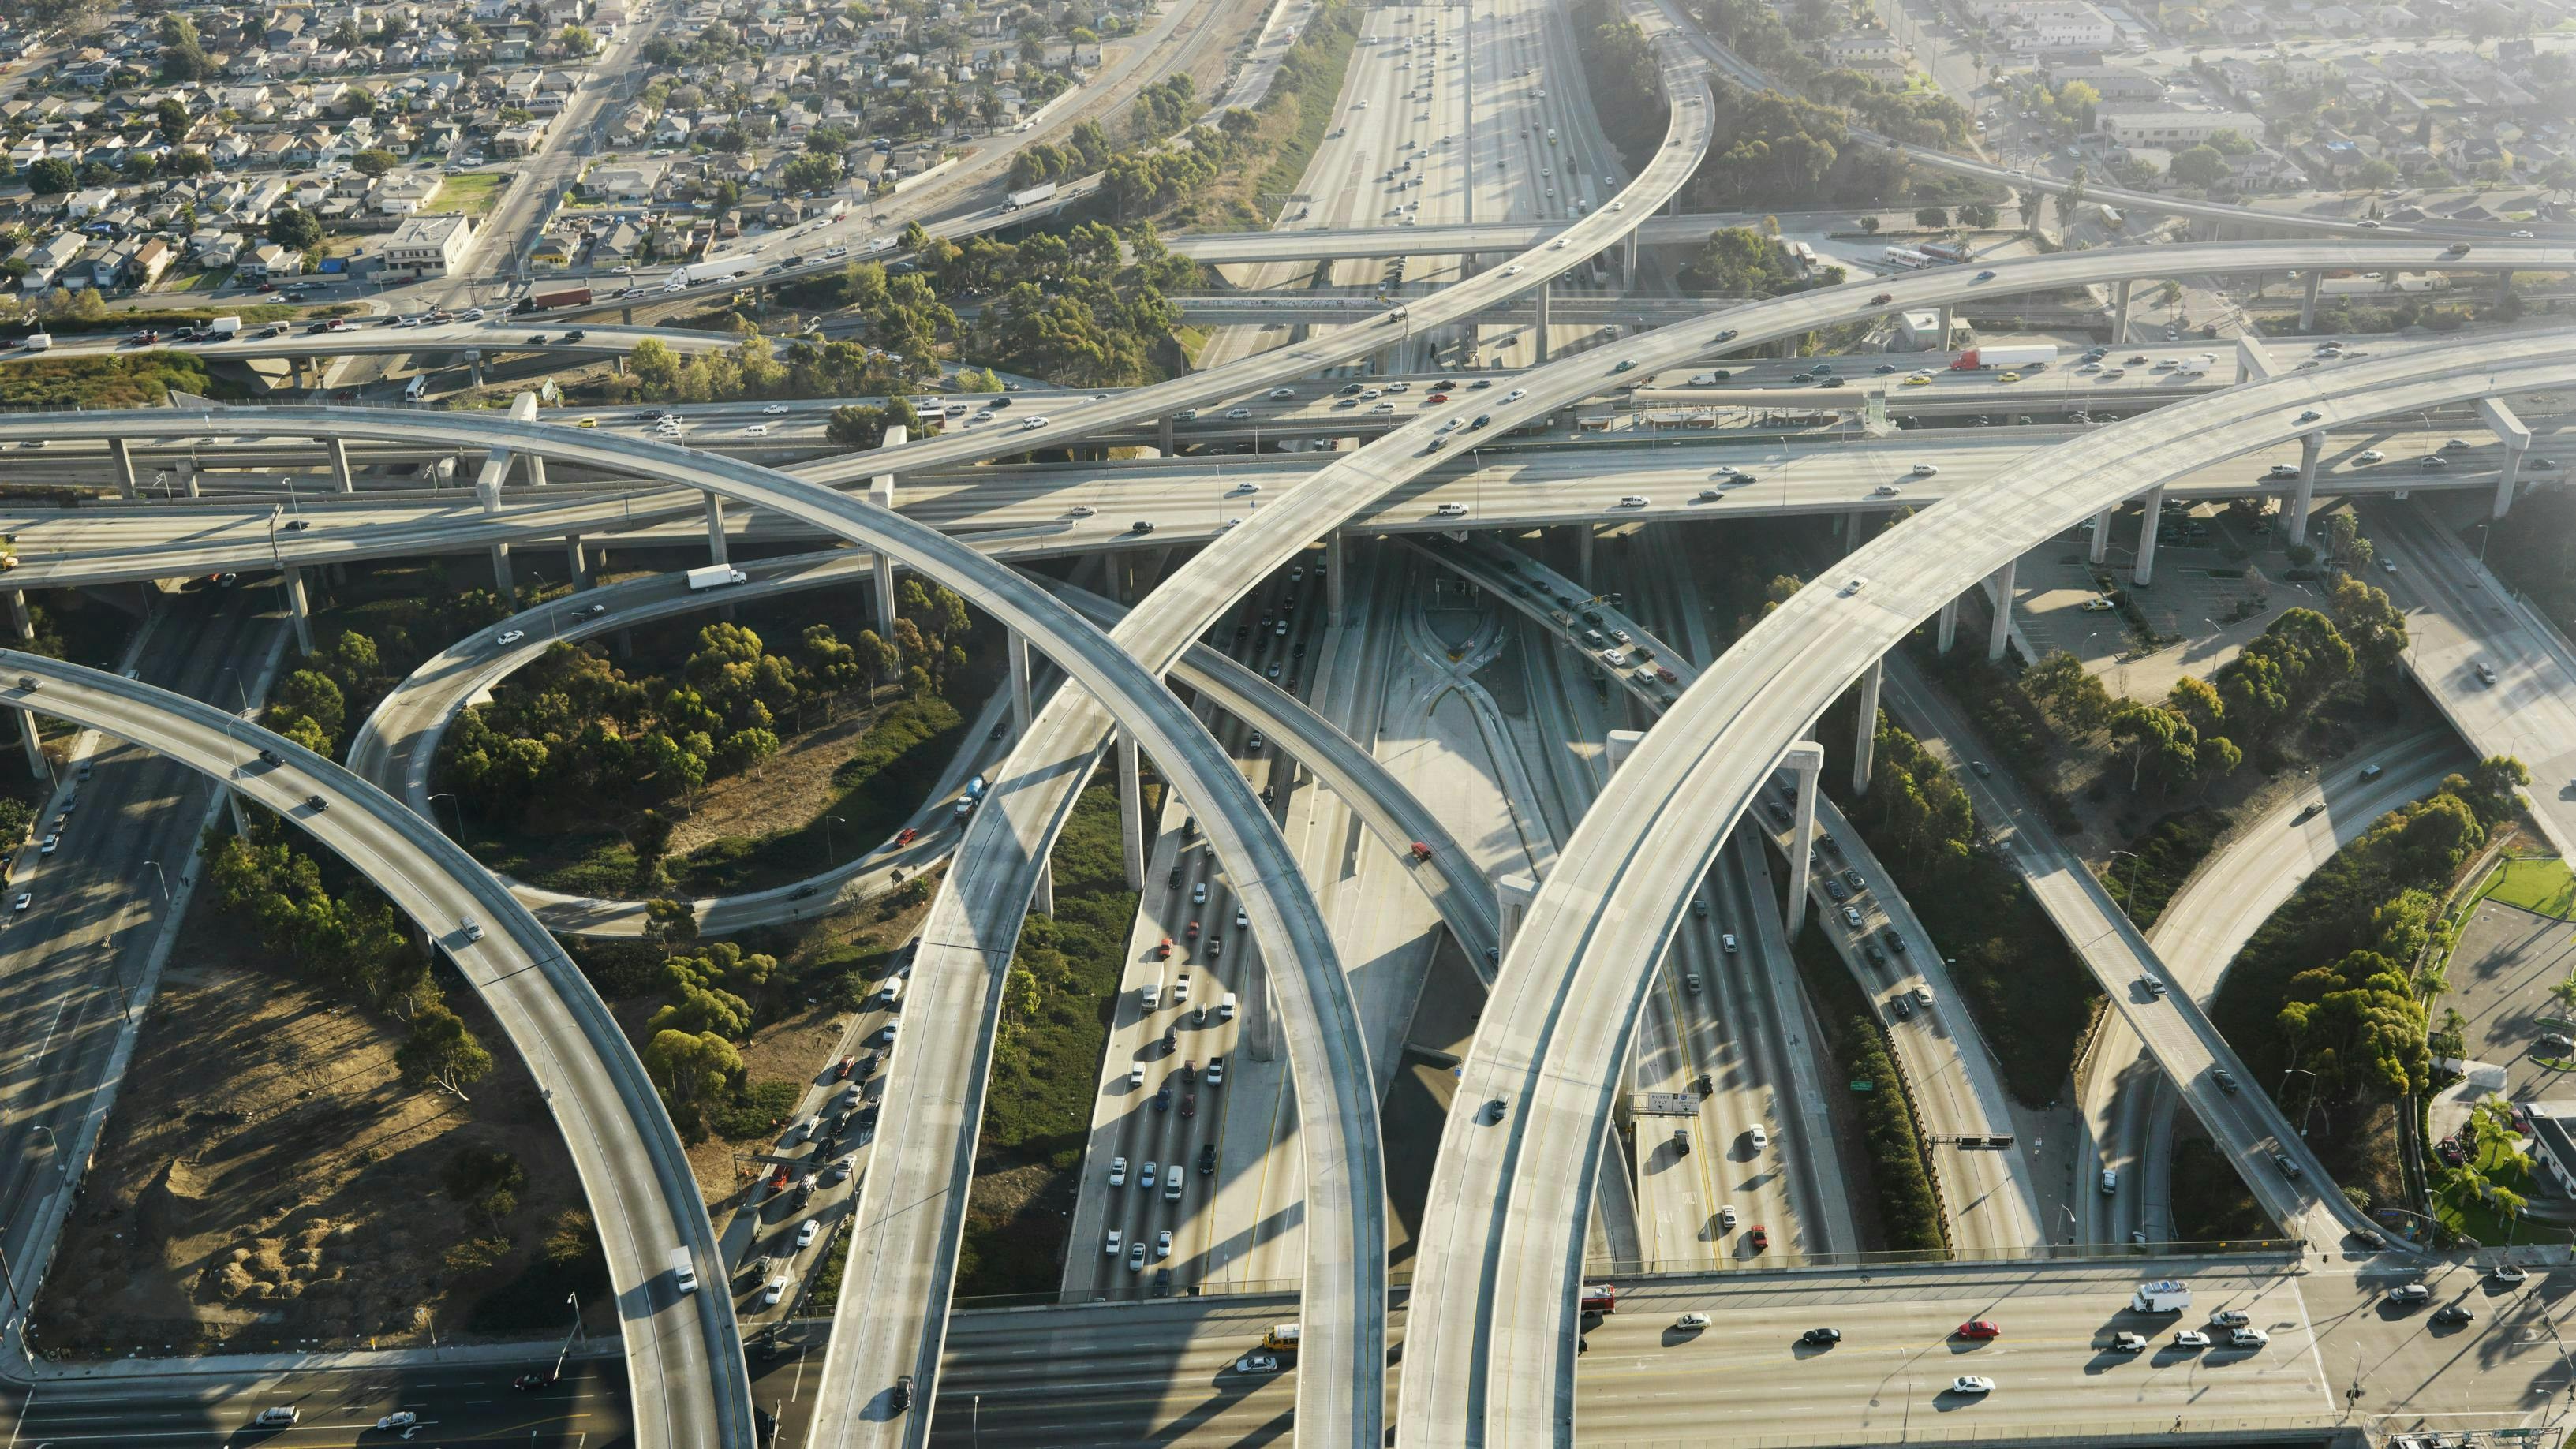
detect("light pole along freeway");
top-left (0, 654), bottom-right (758, 1449)
top-left (1404, 329), bottom-right (2576, 1448)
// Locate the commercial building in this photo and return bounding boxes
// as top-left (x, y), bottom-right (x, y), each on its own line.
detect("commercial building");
top-left (377, 212), bottom-right (477, 280)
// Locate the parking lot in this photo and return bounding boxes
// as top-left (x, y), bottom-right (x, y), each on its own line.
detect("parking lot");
top-left (2433, 894), bottom-right (2576, 1149)
top-left (2011, 502), bottom-right (2311, 701)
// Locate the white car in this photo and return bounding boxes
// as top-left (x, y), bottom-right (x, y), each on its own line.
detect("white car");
top-left (1234, 1352), bottom-right (1282, 1374)
top-left (1268, 387), bottom-right (1296, 399)
top-left (1911, 462), bottom-right (1940, 476)
top-left (1109, 1156), bottom-right (1127, 1186)
top-left (1718, 1203), bottom-right (1737, 1229)
top-left (1140, 1160), bottom-right (1157, 1189)
top-left (377, 1413), bottom-right (421, 1430)
top-left (1674, 1311), bottom-right (1711, 1329)
top-left (1020, 416), bottom-right (1050, 431)
top-left (1434, 502), bottom-right (1470, 517)
top-left (1504, 388), bottom-right (1527, 403)
top-left (1437, 418), bottom-right (1461, 432)
top-left (761, 1274), bottom-right (788, 1305)
top-left (2230, 1328), bottom-right (2269, 1348)
top-left (1950, 1376), bottom-right (1994, 1396)
top-left (1156, 1229), bottom-right (1172, 1258)
top-left (39, 834), bottom-right (58, 855)
top-left (1225, 407), bottom-right (1254, 420)
top-left (1873, 484), bottom-right (1901, 496)
top-left (2173, 1329), bottom-right (2211, 1348)
top-left (745, 424), bottom-right (768, 436)
top-left (1551, 238), bottom-right (1568, 249)
top-left (1105, 1229), bottom-right (1123, 1256)
top-left (1508, 263), bottom-right (1524, 274)
top-left (495, 629), bottom-right (526, 647)
top-left (763, 403), bottom-right (791, 415)
top-left (2356, 449), bottom-right (2384, 463)
top-left (796, 1218), bottom-right (820, 1248)
top-left (12, 894), bottom-right (29, 912)
top-left (1616, 495), bottom-right (1649, 508)
top-left (1370, 401), bottom-right (1397, 413)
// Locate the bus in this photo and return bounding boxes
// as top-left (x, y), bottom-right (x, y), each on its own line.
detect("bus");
top-left (403, 374), bottom-right (429, 402)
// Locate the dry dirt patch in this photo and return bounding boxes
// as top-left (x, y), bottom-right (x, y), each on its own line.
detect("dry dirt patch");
top-left (663, 699), bottom-right (892, 860)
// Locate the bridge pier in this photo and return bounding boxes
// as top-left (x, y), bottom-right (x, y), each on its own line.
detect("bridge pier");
top-left (1780, 741), bottom-right (1823, 939)
top-left (469, 360), bottom-right (485, 388)
top-left (1158, 413), bottom-right (1176, 456)
top-left (488, 543), bottom-right (517, 607)
top-left (18, 706), bottom-right (46, 781)
top-left (566, 535), bottom-right (589, 589)
top-left (2088, 507), bottom-right (2112, 565)
top-left (1605, 728), bottom-right (1645, 775)
top-left (177, 460), bottom-right (198, 499)
top-left (2494, 444), bottom-right (2526, 520)
top-left (2285, 432), bottom-right (2324, 547)
top-left (871, 428), bottom-right (906, 650)
top-left (1034, 859), bottom-right (1054, 919)
top-left (1575, 525), bottom-right (1594, 589)
top-left (702, 491), bottom-right (729, 565)
top-left (283, 566), bottom-right (314, 655)
top-left (2480, 396), bottom-right (2532, 520)
top-left (2134, 484), bottom-right (2167, 586)
top-left (1935, 304), bottom-right (1954, 349)
top-left (2299, 270), bottom-right (2321, 331)
top-left (6, 588), bottom-right (32, 643)
top-left (1008, 627), bottom-right (1033, 739)
top-left (1851, 658), bottom-right (1882, 795)
top-left (621, 306), bottom-right (634, 326)
top-left (1986, 558), bottom-right (2017, 663)
top-left (525, 454), bottom-right (548, 488)
top-left (1936, 595), bottom-right (1960, 653)
top-left (1117, 730), bottom-right (1145, 891)
top-left (2111, 278), bottom-right (2133, 342)
top-left (1535, 281), bottom-right (1550, 364)
top-left (2495, 271), bottom-right (2514, 309)
top-left (328, 437), bottom-right (354, 493)
top-left (107, 438), bottom-right (137, 499)
top-left (1496, 871), bottom-right (1540, 956)
top-left (1326, 531), bottom-right (1347, 626)
top-left (1622, 229), bottom-right (1638, 279)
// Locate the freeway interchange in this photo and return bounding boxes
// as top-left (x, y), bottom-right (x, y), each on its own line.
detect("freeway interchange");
top-left (5, 5), bottom-right (2576, 1447)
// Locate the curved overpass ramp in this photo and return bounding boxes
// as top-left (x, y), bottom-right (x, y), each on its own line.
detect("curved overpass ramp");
top-left (1409, 329), bottom-right (2576, 1447)
top-left (0, 654), bottom-right (758, 1449)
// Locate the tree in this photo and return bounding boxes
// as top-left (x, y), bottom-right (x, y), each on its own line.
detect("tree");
top-left (825, 398), bottom-right (923, 450)
top-left (1913, 205), bottom-right (1949, 228)
top-left (2169, 145), bottom-right (2229, 188)
top-left (25, 158), bottom-right (74, 196)
top-left (396, 1003), bottom-right (494, 1100)
top-left (1957, 200), bottom-right (1998, 229)
top-left (2352, 158), bottom-right (2402, 191)
top-left (155, 97), bottom-right (192, 144)
top-left (1857, 215), bottom-right (1879, 234)
top-left (557, 23), bottom-right (598, 54)
top-left (267, 207), bottom-right (324, 252)
top-left (350, 148), bottom-right (401, 178)
top-left (782, 153), bottom-right (842, 193)
top-left (643, 1027), bottom-right (742, 1104)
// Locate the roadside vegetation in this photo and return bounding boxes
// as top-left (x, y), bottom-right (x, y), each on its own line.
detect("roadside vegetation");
top-left (1678, 226), bottom-right (1845, 297)
top-left (2208, 760), bottom-right (2528, 1209)
top-left (439, 578), bottom-right (981, 898)
top-left (2482, 487), bottom-right (2576, 640)
top-left (1791, 921), bottom-right (1949, 1254)
top-left (959, 773), bottom-right (1150, 1296)
top-left (0, 352), bottom-right (227, 409)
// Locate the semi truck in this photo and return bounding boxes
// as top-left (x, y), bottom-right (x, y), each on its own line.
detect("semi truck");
top-left (518, 286), bottom-right (594, 312)
top-left (686, 565), bottom-right (749, 591)
top-left (1004, 181), bottom-right (1058, 211)
top-left (2131, 1279), bottom-right (2191, 1313)
top-left (1949, 345), bottom-right (2058, 371)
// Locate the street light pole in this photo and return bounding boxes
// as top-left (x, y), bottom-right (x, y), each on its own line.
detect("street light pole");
top-left (428, 792), bottom-right (467, 841)
top-left (144, 860), bottom-right (169, 906)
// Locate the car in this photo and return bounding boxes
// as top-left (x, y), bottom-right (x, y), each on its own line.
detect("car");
top-left (2210, 1309), bottom-right (2252, 1327)
top-left (2173, 1329), bottom-right (2211, 1349)
top-left (11, 894), bottom-right (28, 912)
top-left (1998, 372), bottom-right (2022, 383)
top-left (1153, 1085), bottom-right (1172, 1112)
top-left (796, 1218), bottom-right (820, 1248)
top-left (1105, 1229), bottom-right (1123, 1257)
top-left (759, 1274), bottom-right (790, 1306)
top-left (1911, 462), bottom-right (1939, 476)
top-left (1109, 1156), bottom-right (1127, 1186)
top-left (1617, 495), bottom-right (1649, 509)
top-left (2432, 1304), bottom-right (2474, 1325)
top-left (1434, 502), bottom-right (1470, 517)
top-left (2230, 1328), bottom-right (2269, 1348)
top-left (377, 1413), bottom-right (421, 1430)
top-left (2388, 1283), bottom-right (2431, 1305)
top-left (1951, 1376), bottom-right (1995, 1395)
top-left (495, 629), bottom-right (527, 648)
top-left (1235, 1352), bottom-right (1282, 1375)
top-left (1957, 1319), bottom-right (2002, 1339)
top-left (1674, 1311), bottom-right (1712, 1330)
top-left (255, 1406), bottom-right (301, 1426)
top-left (1873, 484), bottom-right (1902, 497)
top-left (2211, 1066), bottom-right (2238, 1093)
top-left (1973, 271), bottom-right (1996, 282)
top-left (890, 1374), bottom-right (914, 1412)
top-left (1504, 388), bottom-right (1527, 403)
top-left (2271, 1152), bottom-right (2303, 1177)
top-left (1225, 408), bottom-right (1254, 420)
top-left (1841, 906), bottom-right (1864, 928)
top-left (2109, 1331), bottom-right (2148, 1353)
top-left (1127, 1241), bottom-right (1147, 1272)
top-left (1020, 416), bottom-right (1050, 431)
top-left (39, 834), bottom-right (56, 856)
top-left (1156, 1229), bottom-right (1173, 1258)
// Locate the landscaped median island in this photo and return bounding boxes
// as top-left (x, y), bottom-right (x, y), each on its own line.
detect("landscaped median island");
top-left (1790, 920), bottom-right (1950, 1255)
top-left (2208, 759), bottom-right (2529, 1216)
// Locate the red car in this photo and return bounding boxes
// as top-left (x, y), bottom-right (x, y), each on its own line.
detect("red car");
top-left (834, 1055), bottom-right (855, 1081)
top-left (1748, 1225), bottom-right (1769, 1250)
top-left (1409, 841), bottom-right (1433, 861)
top-left (1426, 391), bottom-right (1450, 402)
top-left (1181, 1091), bottom-right (1197, 1117)
top-left (1157, 937), bottom-right (1174, 959)
top-left (1186, 920), bottom-right (1201, 938)
top-left (767, 1163), bottom-right (792, 1190)
top-left (895, 827), bottom-right (918, 846)
top-left (1957, 1320), bottom-right (2002, 1340)
top-left (1871, 292), bottom-right (1894, 305)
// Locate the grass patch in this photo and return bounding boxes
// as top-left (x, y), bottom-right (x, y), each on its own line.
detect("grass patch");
top-left (802, 1216), bottom-right (853, 1314)
top-left (667, 691), bottom-right (971, 898)
top-left (461, 818), bottom-right (641, 898)
top-left (2432, 1133), bottom-right (2535, 1247)
top-left (1819, 699), bottom-right (2101, 1106)
top-left (2110, 806), bottom-right (2232, 932)
top-left (1791, 919), bottom-right (1949, 1254)
top-left (0, 352), bottom-right (227, 409)
top-left (2478, 855), bottom-right (2575, 919)
top-left (427, 173), bottom-right (509, 217)
top-left (1251, 0), bottom-right (1361, 206)
top-left (957, 772), bottom-right (1144, 1295)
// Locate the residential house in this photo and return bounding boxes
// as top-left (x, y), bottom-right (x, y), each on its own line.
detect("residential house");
top-left (240, 242), bottom-right (302, 278)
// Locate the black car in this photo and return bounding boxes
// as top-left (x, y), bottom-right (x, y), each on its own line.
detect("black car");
top-left (1199, 1141), bottom-right (1217, 1175)
top-left (1802, 1328), bottom-right (1842, 1345)
top-left (513, 1371), bottom-right (558, 1391)
top-left (282, 519), bottom-right (311, 532)
top-left (2432, 1304), bottom-right (2474, 1324)
top-left (256, 749), bottom-right (283, 767)
top-left (890, 1375), bottom-right (914, 1412)
top-left (305, 794), bottom-right (328, 812)
top-left (1153, 1085), bottom-right (1172, 1112)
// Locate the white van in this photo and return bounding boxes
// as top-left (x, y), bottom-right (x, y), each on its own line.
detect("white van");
top-left (1142, 981), bottom-right (1162, 1010)
top-left (671, 1249), bottom-right (699, 1294)
top-left (1219, 992), bottom-right (1238, 1021)
top-left (881, 977), bottom-right (905, 1007)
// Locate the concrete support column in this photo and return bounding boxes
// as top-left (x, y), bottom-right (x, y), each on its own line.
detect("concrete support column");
top-left (6, 589), bottom-right (30, 643)
top-left (1935, 304), bottom-right (1954, 349)
top-left (1497, 871), bottom-right (1540, 956)
top-left (2134, 484), bottom-right (2167, 587)
top-left (1326, 532), bottom-right (1348, 626)
top-left (328, 437), bottom-right (354, 494)
top-left (1622, 229), bottom-right (1638, 278)
top-left (2286, 432), bottom-right (2323, 547)
top-left (469, 360), bottom-right (485, 388)
top-left (488, 544), bottom-right (516, 607)
top-left (1157, 413), bottom-right (1176, 456)
top-left (282, 566), bottom-right (314, 655)
top-left (1986, 558), bottom-right (2017, 663)
top-left (1781, 742), bottom-right (1823, 939)
top-left (702, 491), bottom-right (729, 566)
top-left (1033, 858), bottom-right (1054, 918)
top-left (1575, 525), bottom-right (1595, 590)
top-left (1936, 595), bottom-right (1960, 653)
top-left (872, 437), bottom-right (903, 647)
top-left (19, 707), bottom-right (46, 781)
top-left (1008, 628), bottom-right (1032, 738)
top-left (2495, 444), bottom-right (2526, 521)
top-left (228, 789), bottom-right (249, 839)
top-left (566, 535), bottom-right (589, 589)
top-left (2088, 507), bottom-right (2113, 565)
top-left (1852, 659), bottom-right (1883, 795)
top-left (107, 438), bottom-right (137, 499)
top-left (525, 454), bottom-right (548, 488)
top-left (1534, 281), bottom-right (1551, 364)
top-left (1605, 728), bottom-right (1645, 775)
top-left (2112, 278), bottom-right (2133, 342)
top-left (177, 460), bottom-right (198, 499)
top-left (1117, 731), bottom-right (1144, 892)
top-left (2300, 270), bottom-right (2322, 331)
